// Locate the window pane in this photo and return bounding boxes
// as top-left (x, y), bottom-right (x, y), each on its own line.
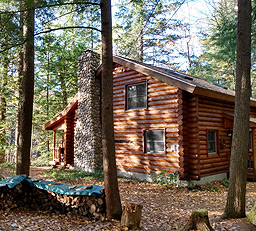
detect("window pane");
top-left (145, 130), bottom-right (165, 154)
top-left (249, 131), bottom-right (252, 150)
top-left (127, 82), bottom-right (147, 109)
top-left (208, 131), bottom-right (217, 154)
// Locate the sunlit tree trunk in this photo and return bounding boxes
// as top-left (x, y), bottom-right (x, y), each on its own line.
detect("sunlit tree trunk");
top-left (101, 0), bottom-right (122, 220)
top-left (0, 60), bottom-right (7, 163)
top-left (223, 0), bottom-right (251, 218)
top-left (16, 0), bottom-right (35, 175)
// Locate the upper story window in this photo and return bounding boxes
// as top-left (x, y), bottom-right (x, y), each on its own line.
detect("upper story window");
top-left (208, 130), bottom-right (217, 154)
top-left (126, 82), bottom-right (147, 110)
top-left (145, 129), bottom-right (165, 154)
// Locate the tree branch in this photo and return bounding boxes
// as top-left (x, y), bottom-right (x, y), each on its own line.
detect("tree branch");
top-left (0, 1), bottom-right (100, 15)
top-left (34, 26), bottom-right (101, 36)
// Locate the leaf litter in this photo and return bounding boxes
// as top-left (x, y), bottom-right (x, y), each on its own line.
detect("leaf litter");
top-left (0, 167), bottom-right (255, 230)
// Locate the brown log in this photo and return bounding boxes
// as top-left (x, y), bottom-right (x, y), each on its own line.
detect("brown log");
top-left (181, 209), bottom-right (214, 231)
top-left (121, 202), bottom-right (143, 230)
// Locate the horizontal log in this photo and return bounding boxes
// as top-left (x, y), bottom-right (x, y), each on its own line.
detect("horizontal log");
top-left (116, 164), bottom-right (179, 175)
top-left (148, 99), bottom-right (179, 106)
top-left (114, 113), bottom-right (179, 122)
top-left (198, 121), bottom-right (222, 127)
top-left (113, 93), bottom-right (124, 99)
top-left (148, 94), bottom-right (179, 102)
top-left (116, 153), bottom-right (180, 161)
top-left (114, 119), bottom-right (179, 126)
top-left (148, 89), bottom-right (178, 97)
top-left (114, 78), bottom-right (147, 88)
top-left (199, 98), bottom-right (234, 108)
top-left (114, 110), bottom-right (179, 119)
top-left (114, 107), bottom-right (179, 115)
top-left (113, 70), bottom-right (143, 79)
top-left (115, 124), bottom-right (179, 130)
top-left (116, 158), bottom-right (179, 169)
top-left (147, 82), bottom-right (172, 89)
top-left (199, 166), bottom-right (228, 175)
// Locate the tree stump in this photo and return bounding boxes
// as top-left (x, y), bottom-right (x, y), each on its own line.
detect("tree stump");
top-left (121, 202), bottom-right (143, 230)
top-left (181, 209), bottom-right (214, 231)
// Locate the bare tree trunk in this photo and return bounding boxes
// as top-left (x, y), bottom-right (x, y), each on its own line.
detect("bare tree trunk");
top-left (58, 72), bottom-right (68, 107)
top-left (100, 0), bottom-right (122, 220)
top-left (16, 0), bottom-right (34, 175)
top-left (223, 0), bottom-right (251, 218)
top-left (15, 0), bottom-right (24, 164)
top-left (0, 60), bottom-right (7, 163)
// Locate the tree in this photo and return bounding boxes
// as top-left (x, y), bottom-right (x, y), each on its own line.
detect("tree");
top-left (101, 0), bottom-right (122, 220)
top-left (113, 0), bottom-right (184, 67)
top-left (16, 0), bottom-right (35, 175)
top-left (223, 0), bottom-right (251, 218)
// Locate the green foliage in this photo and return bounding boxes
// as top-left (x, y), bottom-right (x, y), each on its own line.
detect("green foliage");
top-left (44, 169), bottom-right (104, 182)
top-left (31, 151), bottom-right (52, 167)
top-left (0, 162), bottom-right (16, 178)
top-left (113, 0), bottom-right (184, 67)
top-left (219, 179), bottom-right (229, 188)
top-left (152, 170), bottom-right (179, 187)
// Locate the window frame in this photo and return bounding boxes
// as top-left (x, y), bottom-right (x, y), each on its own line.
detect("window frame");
top-left (143, 128), bottom-right (166, 154)
top-left (125, 81), bottom-right (147, 110)
top-left (249, 130), bottom-right (253, 152)
top-left (207, 130), bottom-right (219, 155)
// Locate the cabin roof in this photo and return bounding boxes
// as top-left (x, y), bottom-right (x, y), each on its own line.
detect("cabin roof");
top-left (109, 56), bottom-right (256, 106)
top-left (43, 54), bottom-right (256, 130)
top-left (42, 94), bottom-right (78, 130)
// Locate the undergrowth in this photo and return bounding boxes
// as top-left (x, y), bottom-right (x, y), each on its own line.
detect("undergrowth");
top-left (44, 168), bottom-right (104, 182)
top-left (0, 162), bottom-right (16, 179)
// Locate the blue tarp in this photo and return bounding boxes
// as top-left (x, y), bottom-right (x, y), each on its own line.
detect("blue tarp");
top-left (0, 175), bottom-right (104, 196)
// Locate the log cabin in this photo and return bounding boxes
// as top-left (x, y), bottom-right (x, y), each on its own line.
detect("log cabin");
top-left (43, 50), bottom-right (256, 184)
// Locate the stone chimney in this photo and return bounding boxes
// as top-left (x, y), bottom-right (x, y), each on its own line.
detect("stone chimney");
top-left (74, 50), bottom-right (102, 172)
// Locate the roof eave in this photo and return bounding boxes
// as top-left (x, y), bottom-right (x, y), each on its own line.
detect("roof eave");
top-left (42, 94), bottom-right (78, 130)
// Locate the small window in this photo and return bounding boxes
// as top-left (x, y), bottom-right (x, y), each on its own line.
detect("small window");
top-left (126, 82), bottom-right (147, 110)
top-left (249, 131), bottom-right (253, 151)
top-left (145, 129), bottom-right (165, 154)
top-left (208, 130), bottom-right (217, 154)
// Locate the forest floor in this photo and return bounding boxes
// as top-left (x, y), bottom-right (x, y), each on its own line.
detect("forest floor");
top-left (0, 166), bottom-right (256, 231)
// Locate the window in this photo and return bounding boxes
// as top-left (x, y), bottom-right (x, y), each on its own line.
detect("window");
top-left (126, 82), bottom-right (147, 110)
top-left (249, 131), bottom-right (252, 151)
top-left (145, 129), bottom-right (165, 154)
top-left (208, 130), bottom-right (217, 154)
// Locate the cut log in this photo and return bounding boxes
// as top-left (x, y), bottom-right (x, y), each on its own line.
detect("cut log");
top-left (121, 202), bottom-right (142, 230)
top-left (181, 209), bottom-right (214, 231)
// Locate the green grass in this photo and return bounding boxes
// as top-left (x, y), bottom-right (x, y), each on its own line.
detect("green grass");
top-left (44, 168), bottom-right (104, 182)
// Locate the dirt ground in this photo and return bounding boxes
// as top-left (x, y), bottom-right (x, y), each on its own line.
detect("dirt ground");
top-left (0, 167), bottom-right (255, 230)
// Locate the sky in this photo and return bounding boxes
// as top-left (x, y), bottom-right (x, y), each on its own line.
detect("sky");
top-left (111, 0), bottom-right (218, 70)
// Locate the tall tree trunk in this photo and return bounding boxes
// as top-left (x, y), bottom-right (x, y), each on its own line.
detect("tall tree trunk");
top-left (0, 60), bottom-right (7, 163)
top-left (58, 72), bottom-right (68, 106)
top-left (16, 0), bottom-right (35, 175)
top-left (16, 1), bottom-right (24, 163)
top-left (100, 0), bottom-right (122, 220)
top-left (223, 0), bottom-right (251, 218)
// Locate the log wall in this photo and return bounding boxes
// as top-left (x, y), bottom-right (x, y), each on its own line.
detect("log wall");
top-left (113, 64), bottom-right (183, 176)
top-left (64, 110), bottom-right (76, 165)
top-left (183, 92), bottom-right (256, 180)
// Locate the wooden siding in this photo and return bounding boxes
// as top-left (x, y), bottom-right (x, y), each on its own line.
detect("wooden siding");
top-left (64, 109), bottom-right (77, 165)
top-left (183, 93), bottom-right (232, 179)
top-left (113, 64), bottom-right (182, 175)
top-left (183, 93), bottom-right (256, 180)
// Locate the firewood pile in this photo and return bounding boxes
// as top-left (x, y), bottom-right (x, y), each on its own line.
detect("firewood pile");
top-left (0, 179), bottom-right (105, 219)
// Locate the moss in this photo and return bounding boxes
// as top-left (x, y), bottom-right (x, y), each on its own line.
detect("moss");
top-left (192, 209), bottom-right (208, 217)
top-left (247, 202), bottom-right (256, 225)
